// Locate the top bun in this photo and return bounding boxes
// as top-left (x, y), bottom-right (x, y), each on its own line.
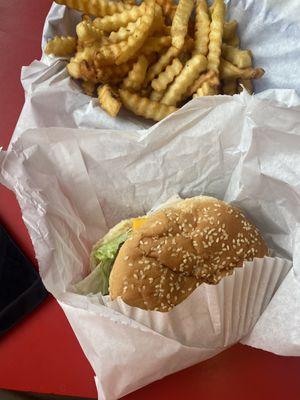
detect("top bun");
top-left (109, 196), bottom-right (268, 312)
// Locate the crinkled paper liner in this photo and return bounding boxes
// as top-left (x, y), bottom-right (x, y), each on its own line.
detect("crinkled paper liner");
top-left (103, 257), bottom-right (291, 348)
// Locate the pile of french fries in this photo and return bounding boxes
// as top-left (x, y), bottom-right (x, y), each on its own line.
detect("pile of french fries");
top-left (45, 0), bottom-right (264, 121)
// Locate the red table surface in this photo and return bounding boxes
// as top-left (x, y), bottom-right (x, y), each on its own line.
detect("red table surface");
top-left (1, 1), bottom-right (300, 399)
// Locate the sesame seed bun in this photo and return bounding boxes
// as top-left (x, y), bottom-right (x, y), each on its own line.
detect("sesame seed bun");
top-left (109, 196), bottom-right (268, 312)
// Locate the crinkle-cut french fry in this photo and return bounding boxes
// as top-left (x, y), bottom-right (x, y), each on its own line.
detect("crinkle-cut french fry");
top-left (222, 44), bottom-right (252, 69)
top-left (122, 55), bottom-right (149, 90)
top-left (155, 0), bottom-right (176, 20)
top-left (150, 89), bottom-right (165, 101)
top-left (222, 79), bottom-right (237, 95)
top-left (141, 36), bottom-right (172, 55)
top-left (220, 58), bottom-right (265, 80)
top-left (171, 0), bottom-right (194, 50)
top-left (119, 89), bottom-right (177, 121)
top-left (149, 4), bottom-right (165, 34)
top-left (223, 20), bottom-right (238, 41)
top-left (194, 0), bottom-right (210, 56)
top-left (98, 84), bottom-right (122, 116)
top-left (45, 36), bottom-right (77, 57)
top-left (93, 2), bottom-right (146, 32)
top-left (76, 21), bottom-right (103, 45)
top-left (238, 78), bottom-right (254, 94)
top-left (108, 19), bottom-right (141, 43)
top-left (151, 58), bottom-right (183, 92)
top-left (82, 80), bottom-right (96, 96)
top-left (184, 70), bottom-right (215, 97)
top-left (195, 81), bottom-right (219, 96)
top-left (161, 54), bottom-right (207, 106)
top-left (95, 0), bottom-right (155, 65)
top-left (67, 61), bottom-right (82, 79)
top-left (226, 34), bottom-right (240, 48)
top-left (145, 46), bottom-right (178, 84)
top-left (90, 61), bottom-right (134, 83)
top-left (207, 0), bottom-right (225, 75)
top-left (54, 0), bottom-right (131, 17)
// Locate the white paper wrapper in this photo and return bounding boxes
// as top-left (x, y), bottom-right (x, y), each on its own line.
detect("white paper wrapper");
top-left (1, 0), bottom-right (300, 399)
top-left (1, 89), bottom-right (300, 398)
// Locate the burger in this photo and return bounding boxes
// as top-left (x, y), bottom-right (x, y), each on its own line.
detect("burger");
top-left (76, 196), bottom-right (268, 312)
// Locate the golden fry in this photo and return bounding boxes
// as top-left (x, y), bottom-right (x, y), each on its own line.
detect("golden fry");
top-left (141, 36), bottom-right (172, 55)
top-left (119, 89), bottom-right (177, 121)
top-left (222, 44), bottom-right (252, 69)
top-left (76, 21), bottom-right (103, 45)
top-left (98, 84), bottom-right (122, 116)
top-left (226, 34), bottom-right (240, 48)
top-left (108, 19), bottom-right (141, 43)
top-left (194, 0), bottom-right (210, 56)
top-left (195, 81), bottom-right (219, 96)
top-left (239, 79), bottom-right (254, 94)
top-left (95, 0), bottom-right (155, 65)
top-left (82, 80), bottom-right (96, 96)
top-left (171, 0), bottom-right (194, 50)
top-left (67, 61), bottom-right (82, 79)
top-left (207, 0), bottom-right (225, 75)
top-left (161, 54), bottom-right (207, 106)
top-left (122, 55), bottom-right (149, 91)
top-left (45, 36), bottom-right (77, 57)
top-left (155, 0), bottom-right (176, 20)
top-left (93, 2), bottom-right (146, 32)
top-left (220, 58), bottom-right (265, 80)
top-left (54, 0), bottom-right (131, 17)
top-left (151, 58), bottom-right (183, 92)
top-left (184, 70), bottom-right (215, 97)
top-left (150, 90), bottom-right (165, 101)
top-left (222, 79), bottom-right (238, 95)
top-left (223, 20), bottom-right (238, 41)
top-left (145, 46), bottom-right (178, 84)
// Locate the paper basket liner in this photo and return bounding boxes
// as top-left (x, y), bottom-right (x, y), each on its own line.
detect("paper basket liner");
top-left (105, 256), bottom-right (291, 348)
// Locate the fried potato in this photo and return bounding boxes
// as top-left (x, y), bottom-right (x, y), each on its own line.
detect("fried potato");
top-left (95, 0), bottom-right (155, 65)
top-left (161, 54), bottom-right (207, 105)
top-left (49, 0), bottom-right (264, 121)
top-left (93, 2), bottom-right (146, 31)
top-left (82, 80), bottom-right (96, 96)
top-left (151, 58), bottom-right (183, 92)
top-left (222, 44), bottom-right (252, 69)
top-left (108, 19), bottom-right (141, 43)
top-left (226, 34), bottom-right (240, 48)
top-left (119, 89), bottom-right (177, 121)
top-left (67, 60), bottom-right (82, 79)
top-left (45, 36), bottom-right (77, 57)
top-left (195, 81), bottom-right (219, 96)
top-left (239, 79), bottom-right (254, 94)
top-left (122, 55), bottom-right (149, 90)
top-left (141, 35), bottom-right (172, 55)
top-left (54, 0), bottom-right (131, 17)
top-left (98, 84), bottom-right (122, 116)
top-left (194, 0), bottom-right (210, 56)
top-left (207, 0), bottom-right (225, 75)
top-left (155, 0), bottom-right (177, 20)
top-left (76, 21), bottom-right (103, 45)
top-left (184, 70), bottom-right (215, 97)
top-left (150, 89), bottom-right (165, 101)
top-left (222, 79), bottom-right (237, 95)
top-left (220, 58), bottom-right (265, 80)
top-left (171, 0), bottom-right (194, 50)
top-left (145, 45), bottom-right (178, 84)
top-left (223, 20), bottom-right (238, 41)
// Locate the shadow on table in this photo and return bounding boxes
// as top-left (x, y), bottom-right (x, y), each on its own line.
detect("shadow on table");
top-left (0, 390), bottom-right (93, 400)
